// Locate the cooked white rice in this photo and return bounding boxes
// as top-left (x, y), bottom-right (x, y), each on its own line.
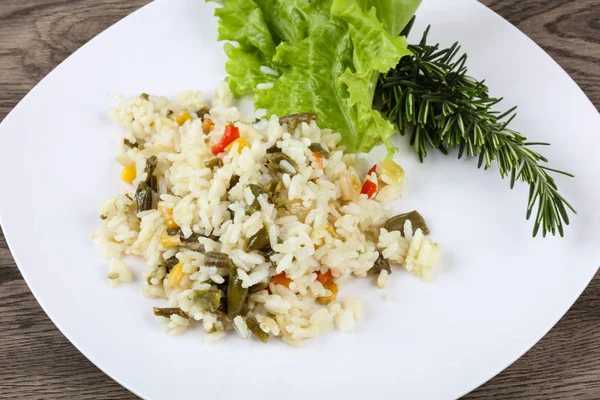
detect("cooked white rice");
top-left (92, 83), bottom-right (442, 345)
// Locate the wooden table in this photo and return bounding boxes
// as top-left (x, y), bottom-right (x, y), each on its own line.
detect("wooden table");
top-left (0, 1), bottom-right (598, 398)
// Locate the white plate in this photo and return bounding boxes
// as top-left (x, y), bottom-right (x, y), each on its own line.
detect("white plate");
top-left (0, 0), bottom-right (599, 398)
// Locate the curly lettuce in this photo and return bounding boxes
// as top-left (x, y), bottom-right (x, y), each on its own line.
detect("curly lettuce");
top-left (211, 0), bottom-right (421, 154)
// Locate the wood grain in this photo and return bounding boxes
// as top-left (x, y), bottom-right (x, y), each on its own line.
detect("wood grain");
top-left (0, 0), bottom-right (598, 398)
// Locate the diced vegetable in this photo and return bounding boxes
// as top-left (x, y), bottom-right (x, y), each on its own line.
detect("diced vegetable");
top-left (316, 270), bottom-right (333, 284)
top-left (181, 233), bottom-right (205, 252)
top-left (167, 228), bottom-right (180, 236)
top-left (204, 157), bottom-right (223, 170)
top-left (361, 178), bottom-right (377, 199)
top-left (308, 143), bottom-right (330, 159)
top-left (249, 281), bottom-right (270, 293)
top-left (266, 145), bottom-right (281, 154)
top-left (202, 118), bottom-right (215, 134)
top-left (368, 252), bottom-right (391, 275)
top-left (246, 227), bottom-right (269, 252)
top-left (368, 164), bottom-right (378, 176)
top-left (246, 317), bottom-right (269, 343)
top-left (263, 247), bottom-right (275, 259)
top-left (317, 281), bottom-right (338, 305)
top-left (225, 137), bottom-right (250, 154)
top-left (270, 272), bottom-right (292, 288)
top-left (140, 93), bottom-right (149, 100)
top-left (379, 159), bottom-right (404, 185)
top-left (264, 177), bottom-right (286, 206)
top-left (325, 225), bottom-right (338, 239)
top-left (229, 175), bottom-right (240, 190)
top-left (205, 251), bottom-right (233, 268)
top-left (197, 106), bottom-right (210, 119)
top-left (124, 139), bottom-right (138, 148)
top-left (175, 111), bottom-right (192, 126)
top-left (153, 307), bottom-right (188, 319)
top-left (135, 181), bottom-right (153, 212)
top-left (227, 268), bottom-right (248, 319)
top-left (161, 232), bottom-right (182, 248)
top-left (266, 153), bottom-right (298, 175)
top-left (313, 152), bottom-right (323, 168)
top-left (384, 210), bottom-right (430, 236)
top-left (279, 113), bottom-right (318, 127)
top-left (163, 256), bottom-right (179, 273)
top-left (159, 204), bottom-right (179, 229)
top-left (211, 124), bottom-right (239, 155)
top-left (167, 263), bottom-right (184, 288)
top-left (190, 289), bottom-right (222, 313)
top-left (121, 166), bottom-right (137, 183)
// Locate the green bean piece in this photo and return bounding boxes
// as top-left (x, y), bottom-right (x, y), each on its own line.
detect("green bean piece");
top-left (197, 106), bottom-right (210, 119)
top-left (167, 228), bottom-right (181, 236)
top-left (163, 256), bottom-right (179, 273)
top-left (144, 155), bottom-right (158, 177)
top-left (216, 278), bottom-right (229, 314)
top-left (205, 251), bottom-right (233, 268)
top-left (107, 272), bottom-right (119, 280)
top-left (308, 143), bottom-right (330, 159)
top-left (227, 268), bottom-right (248, 319)
top-left (288, 118), bottom-right (299, 133)
top-left (149, 175), bottom-right (158, 192)
top-left (266, 145), bottom-right (281, 154)
top-left (245, 202), bottom-right (260, 215)
top-left (245, 184), bottom-right (262, 214)
top-left (140, 93), bottom-right (150, 100)
top-left (246, 316), bottom-right (269, 343)
top-left (249, 280), bottom-right (269, 293)
top-left (279, 112), bottom-right (318, 126)
top-left (152, 307), bottom-right (188, 319)
top-left (229, 175), bottom-right (240, 190)
top-left (248, 184), bottom-right (262, 197)
top-left (384, 210), bottom-right (430, 236)
top-left (190, 290), bottom-right (222, 313)
top-left (182, 233), bottom-right (204, 252)
top-left (264, 178), bottom-right (282, 203)
top-left (263, 247), bottom-right (275, 259)
top-left (266, 153), bottom-right (298, 175)
top-left (369, 251), bottom-right (392, 275)
top-left (135, 181), bottom-right (153, 212)
top-left (204, 157), bottom-right (223, 170)
top-left (246, 227), bottom-right (269, 251)
top-left (124, 139), bottom-right (138, 148)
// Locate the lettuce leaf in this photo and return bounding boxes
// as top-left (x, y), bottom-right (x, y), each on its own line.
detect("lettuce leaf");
top-left (211, 0), bottom-right (420, 154)
top-left (332, 0), bottom-right (422, 37)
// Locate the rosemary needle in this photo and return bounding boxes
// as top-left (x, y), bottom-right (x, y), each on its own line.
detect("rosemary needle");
top-left (375, 21), bottom-right (576, 237)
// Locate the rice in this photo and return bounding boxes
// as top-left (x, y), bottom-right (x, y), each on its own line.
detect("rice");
top-left (92, 84), bottom-right (442, 345)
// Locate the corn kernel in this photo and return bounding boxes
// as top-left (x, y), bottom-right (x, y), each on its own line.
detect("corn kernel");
top-left (161, 232), bottom-right (182, 248)
top-left (202, 118), bottom-right (215, 134)
top-left (175, 111), bottom-right (192, 127)
top-left (379, 159), bottom-right (404, 185)
top-left (225, 138), bottom-right (250, 154)
top-left (168, 263), bottom-right (184, 288)
top-left (325, 225), bottom-right (339, 239)
top-left (317, 281), bottom-right (338, 305)
top-left (158, 204), bottom-right (179, 229)
top-left (121, 166), bottom-right (136, 183)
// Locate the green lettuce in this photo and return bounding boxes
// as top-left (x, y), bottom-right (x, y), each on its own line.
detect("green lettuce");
top-left (211, 0), bottom-right (421, 154)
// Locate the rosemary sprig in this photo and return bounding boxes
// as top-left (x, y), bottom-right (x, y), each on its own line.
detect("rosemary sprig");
top-left (375, 23), bottom-right (576, 237)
